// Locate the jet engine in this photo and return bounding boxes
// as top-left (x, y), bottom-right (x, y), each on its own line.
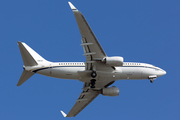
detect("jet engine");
top-left (102, 56), bottom-right (124, 66)
top-left (101, 86), bottom-right (119, 96)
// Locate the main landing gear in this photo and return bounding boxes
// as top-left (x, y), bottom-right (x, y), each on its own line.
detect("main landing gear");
top-left (90, 71), bottom-right (97, 88)
top-left (90, 79), bottom-right (96, 88)
top-left (91, 71), bottom-right (97, 78)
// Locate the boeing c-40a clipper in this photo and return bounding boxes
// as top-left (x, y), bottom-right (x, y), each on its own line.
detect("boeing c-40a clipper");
top-left (17, 2), bottom-right (166, 117)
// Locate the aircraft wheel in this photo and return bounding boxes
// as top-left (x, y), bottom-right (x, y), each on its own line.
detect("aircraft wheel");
top-left (150, 79), bottom-right (154, 83)
top-left (91, 71), bottom-right (97, 78)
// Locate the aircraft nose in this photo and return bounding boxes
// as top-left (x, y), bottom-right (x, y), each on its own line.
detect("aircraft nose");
top-left (159, 69), bottom-right (166, 77)
top-left (162, 70), bottom-right (166, 75)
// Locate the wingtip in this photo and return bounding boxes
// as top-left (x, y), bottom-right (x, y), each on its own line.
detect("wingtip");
top-left (17, 41), bottom-right (25, 46)
top-left (60, 110), bottom-right (67, 117)
top-left (17, 41), bottom-right (21, 45)
top-left (68, 2), bottom-right (77, 10)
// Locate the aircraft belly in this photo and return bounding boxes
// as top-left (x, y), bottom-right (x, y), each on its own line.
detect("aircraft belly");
top-left (37, 69), bottom-right (51, 77)
top-left (119, 67), bottom-right (143, 80)
top-left (97, 71), bottom-right (116, 82)
top-left (78, 70), bottom-right (115, 82)
top-left (36, 66), bottom-right (144, 80)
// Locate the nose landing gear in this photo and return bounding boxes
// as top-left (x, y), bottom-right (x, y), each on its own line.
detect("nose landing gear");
top-left (148, 75), bottom-right (157, 83)
top-left (150, 79), bottom-right (154, 83)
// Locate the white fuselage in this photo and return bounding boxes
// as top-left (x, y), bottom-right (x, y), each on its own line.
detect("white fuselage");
top-left (24, 62), bottom-right (166, 82)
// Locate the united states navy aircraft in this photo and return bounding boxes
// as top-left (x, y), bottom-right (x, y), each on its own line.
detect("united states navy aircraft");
top-left (17, 2), bottom-right (166, 117)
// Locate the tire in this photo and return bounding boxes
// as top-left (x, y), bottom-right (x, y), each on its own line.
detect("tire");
top-left (150, 79), bottom-right (153, 83)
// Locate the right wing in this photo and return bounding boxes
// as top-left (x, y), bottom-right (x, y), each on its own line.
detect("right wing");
top-left (68, 2), bottom-right (107, 71)
top-left (68, 2), bottom-right (114, 72)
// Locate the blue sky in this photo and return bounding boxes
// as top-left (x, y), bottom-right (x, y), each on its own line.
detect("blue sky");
top-left (0, 0), bottom-right (179, 119)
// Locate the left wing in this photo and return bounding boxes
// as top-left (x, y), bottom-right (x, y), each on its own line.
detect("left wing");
top-left (61, 81), bottom-right (115, 117)
top-left (66, 86), bottom-right (99, 117)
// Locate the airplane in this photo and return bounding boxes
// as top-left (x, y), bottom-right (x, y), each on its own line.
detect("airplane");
top-left (17, 2), bottom-right (166, 117)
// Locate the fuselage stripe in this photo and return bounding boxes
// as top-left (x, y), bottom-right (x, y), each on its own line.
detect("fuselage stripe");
top-left (32, 66), bottom-right (84, 73)
top-left (32, 65), bottom-right (161, 73)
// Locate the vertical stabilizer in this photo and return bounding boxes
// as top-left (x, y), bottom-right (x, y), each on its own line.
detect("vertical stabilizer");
top-left (17, 70), bottom-right (35, 86)
top-left (18, 41), bottom-right (48, 66)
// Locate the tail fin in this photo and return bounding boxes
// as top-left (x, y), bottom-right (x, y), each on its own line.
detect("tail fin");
top-left (18, 41), bottom-right (48, 66)
top-left (17, 41), bottom-right (49, 86)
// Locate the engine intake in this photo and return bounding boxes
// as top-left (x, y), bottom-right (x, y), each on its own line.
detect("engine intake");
top-left (102, 56), bottom-right (124, 66)
top-left (101, 86), bottom-right (119, 96)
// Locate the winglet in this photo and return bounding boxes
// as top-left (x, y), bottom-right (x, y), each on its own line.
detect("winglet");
top-left (68, 2), bottom-right (77, 10)
top-left (60, 110), bottom-right (67, 117)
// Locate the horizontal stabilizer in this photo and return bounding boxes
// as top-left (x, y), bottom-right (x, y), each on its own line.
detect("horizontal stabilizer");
top-left (17, 70), bottom-right (35, 86)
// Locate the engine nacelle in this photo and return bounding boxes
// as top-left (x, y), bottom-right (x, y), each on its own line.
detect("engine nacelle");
top-left (102, 56), bottom-right (124, 66)
top-left (101, 86), bottom-right (119, 96)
